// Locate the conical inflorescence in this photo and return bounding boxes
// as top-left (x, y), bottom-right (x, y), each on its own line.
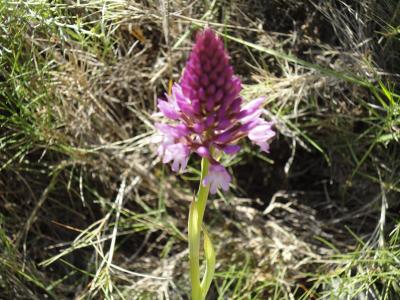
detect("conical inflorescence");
top-left (153, 29), bottom-right (275, 193)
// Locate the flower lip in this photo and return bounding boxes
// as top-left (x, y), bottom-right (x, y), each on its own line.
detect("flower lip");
top-left (162, 143), bottom-right (190, 173)
top-left (247, 121), bottom-right (276, 153)
top-left (202, 164), bottom-right (231, 194)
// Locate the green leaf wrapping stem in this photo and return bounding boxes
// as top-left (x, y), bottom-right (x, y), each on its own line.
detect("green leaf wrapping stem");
top-left (188, 158), bottom-right (216, 300)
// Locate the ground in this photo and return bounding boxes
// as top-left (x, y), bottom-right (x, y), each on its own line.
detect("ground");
top-left (1, 1), bottom-right (400, 299)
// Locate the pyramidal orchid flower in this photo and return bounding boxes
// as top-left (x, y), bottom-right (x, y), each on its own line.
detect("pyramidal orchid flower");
top-left (153, 29), bottom-right (275, 300)
top-left (154, 29), bottom-right (275, 194)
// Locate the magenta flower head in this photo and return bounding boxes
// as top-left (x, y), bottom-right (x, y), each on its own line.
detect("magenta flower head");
top-left (153, 28), bottom-right (275, 193)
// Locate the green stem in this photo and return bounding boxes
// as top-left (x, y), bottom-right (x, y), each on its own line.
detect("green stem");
top-left (188, 201), bottom-right (201, 300)
top-left (197, 158), bottom-right (210, 226)
top-left (188, 158), bottom-right (210, 300)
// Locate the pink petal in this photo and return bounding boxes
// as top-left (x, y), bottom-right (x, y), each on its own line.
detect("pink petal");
top-left (158, 100), bottom-right (180, 120)
top-left (242, 97), bottom-right (265, 111)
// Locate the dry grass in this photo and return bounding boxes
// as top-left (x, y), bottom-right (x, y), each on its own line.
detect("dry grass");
top-left (1, 0), bottom-right (399, 299)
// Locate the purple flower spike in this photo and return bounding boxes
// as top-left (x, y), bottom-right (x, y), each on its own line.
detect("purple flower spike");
top-left (153, 28), bottom-right (275, 192)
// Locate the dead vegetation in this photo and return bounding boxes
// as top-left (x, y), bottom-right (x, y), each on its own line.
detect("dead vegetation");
top-left (1, 0), bottom-right (399, 299)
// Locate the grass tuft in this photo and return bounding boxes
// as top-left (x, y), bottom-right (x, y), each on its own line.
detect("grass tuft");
top-left (1, 0), bottom-right (399, 299)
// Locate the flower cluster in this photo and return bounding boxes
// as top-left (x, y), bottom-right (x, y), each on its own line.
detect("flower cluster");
top-left (153, 29), bottom-right (275, 193)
